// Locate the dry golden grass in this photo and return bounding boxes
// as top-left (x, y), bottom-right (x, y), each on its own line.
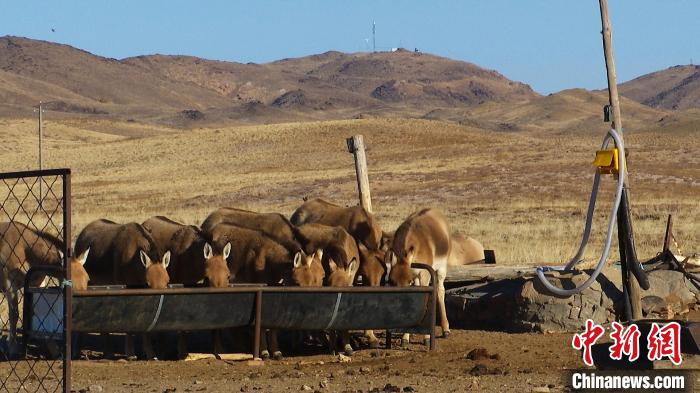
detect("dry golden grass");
top-left (0, 117), bottom-right (697, 266)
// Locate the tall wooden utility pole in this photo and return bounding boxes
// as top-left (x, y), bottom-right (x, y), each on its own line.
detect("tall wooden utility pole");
top-left (598, 0), bottom-right (648, 321)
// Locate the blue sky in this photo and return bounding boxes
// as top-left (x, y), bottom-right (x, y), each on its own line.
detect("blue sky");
top-left (1, 1), bottom-right (698, 94)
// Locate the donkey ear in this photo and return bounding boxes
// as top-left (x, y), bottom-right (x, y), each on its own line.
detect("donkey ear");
top-left (223, 242), bottom-right (232, 260)
top-left (293, 251), bottom-right (302, 268)
top-left (203, 243), bottom-right (213, 259)
top-left (78, 248), bottom-right (90, 266)
top-left (162, 251), bottom-right (171, 268)
top-left (348, 257), bottom-right (358, 274)
top-left (140, 250), bottom-right (152, 268)
top-left (328, 258), bottom-right (338, 273)
top-left (314, 248), bottom-right (324, 262)
top-left (407, 246), bottom-right (416, 263)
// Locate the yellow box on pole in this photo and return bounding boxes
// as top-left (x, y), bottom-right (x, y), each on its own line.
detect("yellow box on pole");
top-left (593, 148), bottom-right (619, 174)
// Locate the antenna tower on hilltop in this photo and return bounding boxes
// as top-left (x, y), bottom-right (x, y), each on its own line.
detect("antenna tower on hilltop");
top-left (372, 21), bottom-right (376, 52)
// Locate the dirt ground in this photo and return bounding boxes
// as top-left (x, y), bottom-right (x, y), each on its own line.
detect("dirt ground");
top-left (67, 330), bottom-right (580, 393)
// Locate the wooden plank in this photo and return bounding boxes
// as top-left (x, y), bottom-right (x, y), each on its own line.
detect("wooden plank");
top-left (445, 264), bottom-right (538, 283)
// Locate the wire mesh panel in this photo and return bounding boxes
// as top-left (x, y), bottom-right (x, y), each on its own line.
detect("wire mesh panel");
top-left (0, 169), bottom-right (71, 393)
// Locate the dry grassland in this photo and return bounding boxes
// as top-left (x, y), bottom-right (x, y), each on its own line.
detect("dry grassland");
top-left (0, 117), bottom-right (697, 266)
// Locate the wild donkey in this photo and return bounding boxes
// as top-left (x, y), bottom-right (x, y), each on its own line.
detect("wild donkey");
top-left (204, 222), bottom-right (298, 359)
top-left (290, 198), bottom-right (382, 251)
top-left (291, 200), bottom-right (385, 347)
top-left (143, 216), bottom-right (231, 358)
top-left (385, 208), bottom-right (451, 346)
top-left (143, 216), bottom-right (229, 287)
top-left (75, 219), bottom-right (171, 358)
top-left (201, 207), bottom-right (301, 253)
top-left (0, 222), bottom-right (89, 357)
top-left (292, 223), bottom-right (359, 284)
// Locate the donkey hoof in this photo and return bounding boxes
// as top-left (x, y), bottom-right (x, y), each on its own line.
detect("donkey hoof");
top-left (261, 350), bottom-right (270, 360)
top-left (344, 345), bottom-right (354, 356)
top-left (400, 338), bottom-right (409, 347)
top-left (442, 330), bottom-right (451, 338)
top-left (272, 351), bottom-right (283, 361)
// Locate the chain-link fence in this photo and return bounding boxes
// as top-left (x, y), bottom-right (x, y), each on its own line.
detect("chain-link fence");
top-left (0, 169), bottom-right (71, 393)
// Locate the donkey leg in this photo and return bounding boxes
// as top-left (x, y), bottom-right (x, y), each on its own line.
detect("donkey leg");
top-left (177, 331), bottom-right (188, 359)
top-left (341, 331), bottom-right (353, 356)
top-left (212, 329), bottom-right (224, 355)
top-left (327, 330), bottom-right (338, 355)
top-left (101, 333), bottom-right (114, 359)
top-left (269, 330), bottom-right (282, 360)
top-left (260, 330), bottom-right (270, 359)
top-left (401, 333), bottom-right (410, 347)
top-left (142, 333), bottom-right (156, 360)
top-left (7, 289), bottom-right (19, 357)
top-left (436, 268), bottom-right (450, 338)
top-left (71, 332), bottom-right (83, 360)
top-left (124, 334), bottom-right (136, 359)
top-left (365, 330), bottom-right (379, 348)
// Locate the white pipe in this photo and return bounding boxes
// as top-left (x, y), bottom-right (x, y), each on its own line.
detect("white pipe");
top-left (535, 129), bottom-right (625, 296)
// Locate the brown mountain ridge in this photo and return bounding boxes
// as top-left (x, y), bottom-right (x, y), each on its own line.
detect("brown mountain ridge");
top-left (0, 36), bottom-right (538, 126)
top-left (619, 64), bottom-right (700, 110)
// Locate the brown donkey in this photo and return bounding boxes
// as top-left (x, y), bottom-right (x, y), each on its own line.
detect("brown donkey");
top-left (205, 223), bottom-right (297, 359)
top-left (0, 221), bottom-right (90, 357)
top-left (143, 216), bottom-right (230, 358)
top-left (201, 207), bottom-right (301, 253)
top-left (75, 219), bottom-right (171, 288)
top-left (385, 208), bottom-right (451, 346)
top-left (291, 223), bottom-right (360, 284)
top-left (143, 216), bottom-right (229, 287)
top-left (447, 233), bottom-right (485, 266)
top-left (291, 249), bottom-right (325, 287)
top-left (290, 198), bottom-right (383, 251)
top-left (75, 219), bottom-right (171, 358)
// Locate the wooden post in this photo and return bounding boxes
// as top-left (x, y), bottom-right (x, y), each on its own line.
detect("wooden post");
top-left (346, 135), bottom-right (373, 212)
top-left (599, 0), bottom-right (643, 320)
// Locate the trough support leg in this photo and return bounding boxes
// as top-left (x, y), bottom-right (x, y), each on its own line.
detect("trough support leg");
top-left (385, 330), bottom-right (392, 350)
top-left (253, 290), bottom-right (262, 360)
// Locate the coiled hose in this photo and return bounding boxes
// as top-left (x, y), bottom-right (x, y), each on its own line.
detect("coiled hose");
top-left (535, 128), bottom-right (625, 296)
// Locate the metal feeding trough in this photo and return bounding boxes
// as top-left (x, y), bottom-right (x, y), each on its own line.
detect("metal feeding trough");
top-left (24, 264), bottom-right (437, 358)
top-left (71, 286), bottom-right (260, 333)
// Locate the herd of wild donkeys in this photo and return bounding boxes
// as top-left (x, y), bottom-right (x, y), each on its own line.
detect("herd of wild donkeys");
top-left (1, 198), bottom-right (485, 358)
